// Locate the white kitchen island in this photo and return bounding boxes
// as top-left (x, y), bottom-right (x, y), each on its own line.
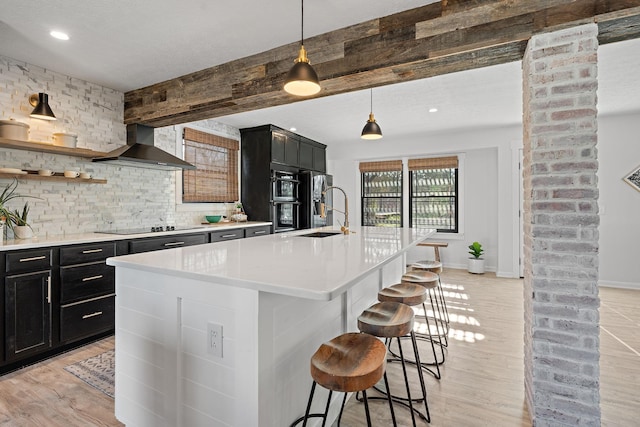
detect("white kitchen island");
top-left (107, 226), bottom-right (433, 427)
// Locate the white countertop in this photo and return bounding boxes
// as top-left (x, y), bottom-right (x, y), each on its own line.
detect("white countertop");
top-left (107, 226), bottom-right (433, 300)
top-left (0, 221), bottom-right (271, 251)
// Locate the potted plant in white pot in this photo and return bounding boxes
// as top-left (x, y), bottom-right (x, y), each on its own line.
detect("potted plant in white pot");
top-left (467, 241), bottom-right (485, 274)
top-left (10, 202), bottom-right (33, 239)
top-left (0, 179), bottom-right (39, 240)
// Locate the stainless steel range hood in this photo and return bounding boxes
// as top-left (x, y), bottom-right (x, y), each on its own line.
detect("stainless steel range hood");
top-left (92, 124), bottom-right (196, 170)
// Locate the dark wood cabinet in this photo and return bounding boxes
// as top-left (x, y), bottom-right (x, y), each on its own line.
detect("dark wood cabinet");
top-left (5, 270), bottom-right (52, 362)
top-left (271, 130), bottom-right (299, 167)
top-left (245, 225), bottom-right (271, 238)
top-left (128, 233), bottom-right (207, 254)
top-left (59, 242), bottom-right (116, 345)
top-left (60, 295), bottom-right (114, 343)
top-left (241, 125), bottom-right (327, 231)
top-left (210, 229), bottom-right (244, 243)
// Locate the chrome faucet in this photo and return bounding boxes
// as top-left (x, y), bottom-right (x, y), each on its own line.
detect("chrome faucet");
top-left (321, 186), bottom-right (351, 235)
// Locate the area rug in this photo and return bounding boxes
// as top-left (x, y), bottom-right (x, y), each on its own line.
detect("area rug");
top-left (64, 350), bottom-right (115, 398)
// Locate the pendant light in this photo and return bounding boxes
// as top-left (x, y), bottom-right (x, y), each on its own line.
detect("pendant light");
top-left (284, 0), bottom-right (320, 97)
top-left (361, 89), bottom-right (382, 140)
top-left (29, 93), bottom-right (57, 121)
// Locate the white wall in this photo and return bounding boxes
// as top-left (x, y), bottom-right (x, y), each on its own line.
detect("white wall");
top-left (598, 112), bottom-right (640, 288)
top-left (327, 124), bottom-right (522, 277)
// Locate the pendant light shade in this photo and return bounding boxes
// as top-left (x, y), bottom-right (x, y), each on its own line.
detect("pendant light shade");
top-left (284, 0), bottom-right (320, 97)
top-left (361, 89), bottom-right (382, 140)
top-left (29, 93), bottom-right (57, 121)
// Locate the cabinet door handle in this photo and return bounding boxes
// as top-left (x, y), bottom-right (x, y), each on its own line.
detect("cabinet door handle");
top-left (82, 275), bottom-right (104, 282)
top-left (253, 230), bottom-right (266, 235)
top-left (221, 234), bottom-right (237, 238)
top-left (82, 311), bottom-right (103, 319)
top-left (19, 255), bottom-right (46, 262)
top-left (47, 276), bottom-right (51, 304)
top-left (164, 241), bottom-right (185, 247)
top-left (82, 249), bottom-right (103, 254)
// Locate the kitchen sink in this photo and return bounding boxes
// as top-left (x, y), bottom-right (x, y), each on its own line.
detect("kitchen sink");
top-left (298, 231), bottom-right (343, 238)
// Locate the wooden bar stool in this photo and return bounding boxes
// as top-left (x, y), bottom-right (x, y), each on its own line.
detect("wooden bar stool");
top-left (290, 332), bottom-right (397, 427)
top-left (402, 271), bottom-right (449, 349)
top-left (358, 301), bottom-right (430, 426)
top-left (378, 283), bottom-right (442, 379)
top-left (411, 259), bottom-right (451, 328)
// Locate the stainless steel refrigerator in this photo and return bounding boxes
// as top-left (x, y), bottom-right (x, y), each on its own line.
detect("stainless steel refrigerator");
top-left (299, 171), bottom-right (332, 229)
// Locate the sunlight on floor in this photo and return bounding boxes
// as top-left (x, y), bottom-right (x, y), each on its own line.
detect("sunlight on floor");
top-left (410, 280), bottom-right (484, 342)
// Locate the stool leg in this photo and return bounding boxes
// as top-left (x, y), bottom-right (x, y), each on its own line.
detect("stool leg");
top-left (410, 330), bottom-right (431, 423)
top-left (383, 372), bottom-right (398, 427)
top-left (427, 286), bottom-right (449, 348)
top-left (362, 390), bottom-right (373, 427)
top-left (435, 274), bottom-right (451, 328)
top-left (301, 381), bottom-right (316, 427)
top-left (396, 337), bottom-right (418, 427)
top-left (337, 392), bottom-right (347, 426)
top-left (321, 390), bottom-right (334, 427)
top-left (418, 301), bottom-right (443, 378)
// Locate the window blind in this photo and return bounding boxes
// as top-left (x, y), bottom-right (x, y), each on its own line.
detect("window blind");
top-left (408, 156), bottom-right (458, 171)
top-left (359, 160), bottom-right (403, 173)
top-left (182, 128), bottom-right (239, 203)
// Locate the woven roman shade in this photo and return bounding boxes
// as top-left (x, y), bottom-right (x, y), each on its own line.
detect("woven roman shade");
top-left (183, 128), bottom-right (239, 203)
top-left (359, 160), bottom-right (403, 173)
top-left (408, 156), bottom-right (458, 171)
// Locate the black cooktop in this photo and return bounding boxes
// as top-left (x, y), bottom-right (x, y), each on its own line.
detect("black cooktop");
top-left (96, 226), bottom-right (206, 235)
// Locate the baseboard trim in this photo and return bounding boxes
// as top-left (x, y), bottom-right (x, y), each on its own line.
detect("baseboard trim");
top-left (599, 280), bottom-right (640, 290)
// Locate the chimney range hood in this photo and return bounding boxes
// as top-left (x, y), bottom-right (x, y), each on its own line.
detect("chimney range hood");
top-left (92, 124), bottom-right (196, 170)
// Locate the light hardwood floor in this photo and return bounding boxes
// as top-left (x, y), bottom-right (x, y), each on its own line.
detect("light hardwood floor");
top-left (0, 269), bottom-right (637, 426)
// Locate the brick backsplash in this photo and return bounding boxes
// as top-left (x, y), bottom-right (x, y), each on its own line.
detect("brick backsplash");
top-left (0, 55), bottom-right (240, 238)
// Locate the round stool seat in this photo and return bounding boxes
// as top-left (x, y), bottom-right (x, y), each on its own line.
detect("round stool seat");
top-left (401, 271), bottom-right (439, 288)
top-left (310, 332), bottom-right (387, 393)
top-left (411, 260), bottom-right (443, 274)
top-left (358, 301), bottom-right (414, 338)
top-left (378, 283), bottom-right (427, 306)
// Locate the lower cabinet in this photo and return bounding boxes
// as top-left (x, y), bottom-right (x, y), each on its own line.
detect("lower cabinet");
top-left (1, 224), bottom-right (271, 371)
top-left (129, 233), bottom-right (207, 254)
top-left (5, 270), bottom-right (52, 362)
top-left (60, 295), bottom-right (115, 343)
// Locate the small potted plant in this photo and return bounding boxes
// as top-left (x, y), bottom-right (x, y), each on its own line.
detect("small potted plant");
top-left (467, 241), bottom-right (485, 274)
top-left (11, 202), bottom-right (33, 239)
top-left (0, 179), bottom-right (39, 240)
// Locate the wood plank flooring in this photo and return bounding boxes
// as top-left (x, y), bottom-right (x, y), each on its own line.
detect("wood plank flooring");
top-left (0, 269), bottom-right (637, 426)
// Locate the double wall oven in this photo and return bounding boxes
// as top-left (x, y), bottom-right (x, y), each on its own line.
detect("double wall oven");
top-left (271, 170), bottom-right (300, 232)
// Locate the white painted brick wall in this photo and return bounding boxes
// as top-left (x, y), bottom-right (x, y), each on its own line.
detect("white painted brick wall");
top-left (522, 24), bottom-right (600, 426)
top-left (0, 55), bottom-right (239, 238)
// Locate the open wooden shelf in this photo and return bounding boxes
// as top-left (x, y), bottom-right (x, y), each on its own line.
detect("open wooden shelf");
top-left (0, 137), bottom-right (108, 158)
top-left (0, 170), bottom-right (106, 184)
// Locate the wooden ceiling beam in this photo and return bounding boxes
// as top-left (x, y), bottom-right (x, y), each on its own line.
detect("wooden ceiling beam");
top-left (124, 0), bottom-right (640, 127)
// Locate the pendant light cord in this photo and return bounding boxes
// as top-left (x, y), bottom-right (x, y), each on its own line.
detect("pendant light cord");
top-left (370, 88), bottom-right (373, 114)
top-left (301, 0), bottom-right (304, 44)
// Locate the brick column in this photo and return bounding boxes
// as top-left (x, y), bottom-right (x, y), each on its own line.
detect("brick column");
top-left (522, 23), bottom-right (600, 426)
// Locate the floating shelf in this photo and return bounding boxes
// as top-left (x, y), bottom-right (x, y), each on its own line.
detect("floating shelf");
top-left (0, 137), bottom-right (108, 158)
top-left (0, 170), bottom-right (106, 184)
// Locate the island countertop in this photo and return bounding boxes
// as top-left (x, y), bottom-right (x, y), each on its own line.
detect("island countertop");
top-left (107, 226), bottom-right (433, 300)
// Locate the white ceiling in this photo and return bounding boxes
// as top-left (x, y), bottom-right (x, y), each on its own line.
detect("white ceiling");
top-left (1, 0), bottom-right (638, 144)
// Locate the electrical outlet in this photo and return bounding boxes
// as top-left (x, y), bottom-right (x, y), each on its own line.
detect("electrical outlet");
top-left (207, 322), bottom-right (223, 358)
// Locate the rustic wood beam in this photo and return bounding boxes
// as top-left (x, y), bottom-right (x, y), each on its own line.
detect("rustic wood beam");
top-left (124, 0), bottom-right (640, 127)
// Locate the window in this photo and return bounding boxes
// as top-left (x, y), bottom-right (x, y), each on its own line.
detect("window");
top-left (409, 156), bottom-right (458, 232)
top-left (360, 160), bottom-right (403, 227)
top-left (182, 128), bottom-right (239, 203)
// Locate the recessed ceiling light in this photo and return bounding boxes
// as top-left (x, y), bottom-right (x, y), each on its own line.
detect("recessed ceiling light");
top-left (289, 127), bottom-right (297, 132)
top-left (429, 108), bottom-right (438, 113)
top-left (50, 30), bottom-right (70, 41)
